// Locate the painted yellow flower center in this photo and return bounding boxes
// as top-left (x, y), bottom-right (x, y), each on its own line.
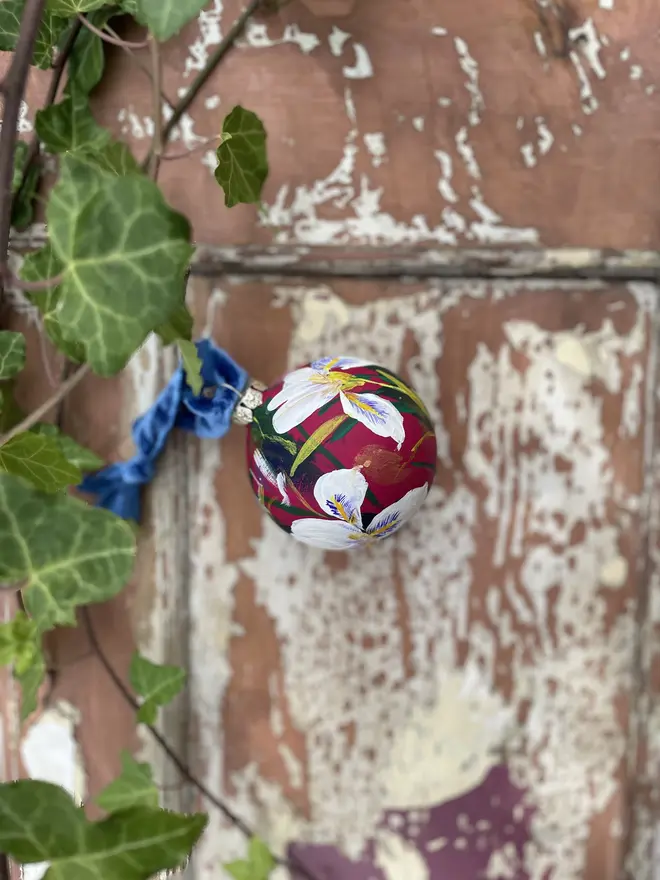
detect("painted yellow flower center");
top-left (311, 369), bottom-right (366, 393)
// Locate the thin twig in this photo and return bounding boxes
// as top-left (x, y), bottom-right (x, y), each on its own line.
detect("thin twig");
top-left (82, 608), bottom-right (321, 880)
top-left (77, 13), bottom-right (148, 49)
top-left (0, 0), bottom-right (49, 294)
top-left (104, 24), bottom-right (176, 111)
top-left (140, 0), bottom-right (262, 171)
top-left (147, 35), bottom-right (163, 181)
top-left (0, 364), bottom-right (90, 446)
top-left (4, 269), bottom-right (64, 292)
top-left (161, 136), bottom-right (219, 161)
top-left (13, 18), bottom-right (83, 213)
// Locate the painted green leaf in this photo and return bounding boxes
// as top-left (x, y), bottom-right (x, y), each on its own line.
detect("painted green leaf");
top-left (266, 433), bottom-right (297, 456)
top-left (130, 653), bottom-right (186, 725)
top-left (32, 424), bottom-right (104, 472)
top-left (375, 368), bottom-right (431, 420)
top-left (178, 339), bottom-right (203, 395)
top-left (65, 10), bottom-right (110, 95)
top-left (97, 750), bottom-right (160, 812)
top-left (133, 0), bottom-right (207, 41)
top-left (225, 836), bottom-right (276, 880)
top-left (0, 432), bottom-right (82, 493)
top-left (45, 154), bottom-right (194, 375)
top-left (0, 2), bottom-right (66, 69)
top-left (0, 473), bottom-right (136, 632)
top-left (47, 0), bottom-right (108, 15)
top-left (156, 301), bottom-right (193, 345)
top-left (0, 331), bottom-right (26, 380)
top-left (215, 106), bottom-right (269, 208)
top-left (36, 94), bottom-right (110, 154)
top-left (0, 779), bottom-right (207, 878)
top-left (290, 415), bottom-right (348, 476)
top-left (328, 416), bottom-right (356, 444)
top-left (21, 244), bottom-right (86, 363)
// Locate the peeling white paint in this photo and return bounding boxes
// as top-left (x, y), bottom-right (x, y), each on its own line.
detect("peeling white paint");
top-left (343, 42), bottom-right (374, 79)
top-left (412, 116), bottom-right (425, 132)
top-left (454, 36), bottom-right (484, 126)
top-left (435, 150), bottom-right (458, 204)
top-left (364, 132), bottom-right (387, 168)
top-left (375, 830), bottom-right (429, 880)
top-left (329, 25), bottom-right (350, 57)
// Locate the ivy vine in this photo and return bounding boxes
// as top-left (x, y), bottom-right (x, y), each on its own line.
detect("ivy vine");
top-left (0, 1), bottom-right (315, 878)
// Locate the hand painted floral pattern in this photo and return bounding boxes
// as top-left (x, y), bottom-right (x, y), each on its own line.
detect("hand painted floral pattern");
top-left (267, 356), bottom-right (405, 448)
top-left (290, 467), bottom-right (430, 549)
top-left (246, 357), bottom-right (437, 548)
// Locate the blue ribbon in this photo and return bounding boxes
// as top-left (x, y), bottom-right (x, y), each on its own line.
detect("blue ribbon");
top-left (79, 339), bottom-right (248, 522)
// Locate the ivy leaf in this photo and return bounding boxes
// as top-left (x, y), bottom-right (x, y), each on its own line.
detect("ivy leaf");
top-left (133, 0), bottom-right (208, 41)
top-left (129, 653), bottom-right (186, 725)
top-left (0, 331), bottom-right (26, 380)
top-left (214, 106), bottom-right (269, 208)
top-left (47, 0), bottom-right (108, 15)
top-left (0, 473), bottom-right (136, 632)
top-left (0, 432), bottom-right (82, 493)
top-left (36, 93), bottom-right (110, 154)
top-left (0, 2), bottom-right (66, 69)
top-left (0, 780), bottom-right (207, 878)
top-left (12, 142), bottom-right (28, 193)
top-left (46, 154), bottom-right (194, 375)
top-left (225, 837), bottom-right (276, 880)
top-left (21, 244), bottom-right (86, 363)
top-left (0, 385), bottom-right (24, 433)
top-left (97, 750), bottom-right (159, 812)
top-left (0, 611), bottom-right (46, 720)
top-left (32, 424), bottom-right (104, 472)
top-left (178, 339), bottom-right (203, 395)
top-left (156, 301), bottom-right (193, 346)
top-left (65, 10), bottom-right (110, 95)
top-left (71, 139), bottom-right (141, 176)
top-left (11, 157), bottom-right (41, 230)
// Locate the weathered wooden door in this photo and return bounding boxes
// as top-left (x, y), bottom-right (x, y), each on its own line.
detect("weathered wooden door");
top-left (4, 1), bottom-right (660, 879)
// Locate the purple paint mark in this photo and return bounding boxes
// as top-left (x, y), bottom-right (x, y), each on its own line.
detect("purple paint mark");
top-left (289, 765), bottom-right (536, 880)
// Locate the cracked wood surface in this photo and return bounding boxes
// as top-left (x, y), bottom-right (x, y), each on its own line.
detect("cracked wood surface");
top-left (3, 2), bottom-right (660, 879)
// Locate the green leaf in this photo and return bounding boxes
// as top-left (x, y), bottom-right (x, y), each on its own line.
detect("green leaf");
top-left (156, 301), bottom-right (193, 345)
top-left (0, 385), bottom-right (24, 433)
top-left (290, 414), bottom-right (348, 477)
top-left (0, 2), bottom-right (66, 69)
top-left (11, 158), bottom-right (41, 230)
top-left (65, 10), bottom-right (110, 95)
top-left (0, 432), bottom-right (82, 493)
top-left (21, 245), bottom-right (86, 363)
top-left (97, 750), bottom-right (160, 812)
top-left (133, 0), bottom-right (207, 41)
top-left (36, 94), bottom-right (110, 154)
top-left (72, 139), bottom-right (141, 176)
top-left (12, 142), bottom-right (28, 193)
top-left (214, 106), bottom-right (269, 208)
top-left (46, 154), bottom-right (194, 375)
top-left (32, 424), bottom-right (104, 472)
top-left (0, 331), bottom-right (26, 380)
top-left (0, 473), bottom-right (136, 632)
top-left (225, 836), bottom-right (276, 880)
top-left (129, 653), bottom-right (186, 725)
top-left (0, 611), bottom-right (46, 720)
top-left (177, 339), bottom-right (203, 395)
top-left (47, 0), bottom-right (108, 15)
top-left (0, 779), bottom-right (207, 878)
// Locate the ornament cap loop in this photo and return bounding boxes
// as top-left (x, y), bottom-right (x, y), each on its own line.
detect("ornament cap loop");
top-left (233, 378), bottom-right (266, 425)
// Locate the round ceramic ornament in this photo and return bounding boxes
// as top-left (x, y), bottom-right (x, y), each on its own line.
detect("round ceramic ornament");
top-left (79, 343), bottom-right (436, 550)
top-left (245, 357), bottom-right (437, 549)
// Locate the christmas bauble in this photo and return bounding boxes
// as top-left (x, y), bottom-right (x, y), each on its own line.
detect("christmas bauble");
top-left (246, 357), bottom-right (437, 549)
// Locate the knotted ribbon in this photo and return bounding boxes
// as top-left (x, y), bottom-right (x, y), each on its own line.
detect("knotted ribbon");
top-left (79, 339), bottom-right (248, 522)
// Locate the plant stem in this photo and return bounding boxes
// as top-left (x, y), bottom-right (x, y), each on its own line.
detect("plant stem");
top-left (5, 270), bottom-right (64, 292)
top-left (81, 608), bottom-right (321, 880)
top-left (0, 363), bottom-right (90, 446)
top-left (141, 0), bottom-right (262, 171)
top-left (104, 24), bottom-right (176, 111)
top-left (0, 0), bottom-right (49, 296)
top-left (13, 18), bottom-right (83, 213)
top-left (77, 13), bottom-right (148, 49)
top-left (147, 35), bottom-right (163, 181)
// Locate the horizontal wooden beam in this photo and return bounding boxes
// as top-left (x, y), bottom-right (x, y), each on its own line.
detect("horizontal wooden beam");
top-left (191, 245), bottom-right (660, 282)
